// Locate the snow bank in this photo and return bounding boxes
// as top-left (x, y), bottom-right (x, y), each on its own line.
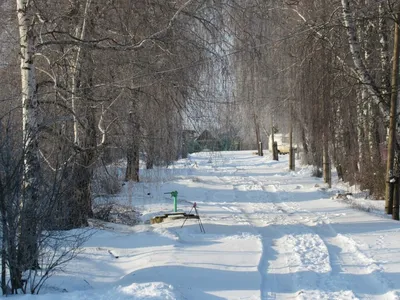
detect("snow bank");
top-left (18, 283), bottom-right (177, 300)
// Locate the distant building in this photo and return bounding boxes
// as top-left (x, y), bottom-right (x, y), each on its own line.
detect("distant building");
top-left (181, 129), bottom-right (241, 155)
top-left (182, 129), bottom-right (197, 141)
top-left (195, 130), bottom-right (217, 150)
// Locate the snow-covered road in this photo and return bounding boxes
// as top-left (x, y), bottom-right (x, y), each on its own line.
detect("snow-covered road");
top-left (164, 152), bottom-right (400, 299)
top-left (17, 151), bottom-right (400, 300)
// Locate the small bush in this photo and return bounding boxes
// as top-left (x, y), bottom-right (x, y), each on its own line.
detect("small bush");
top-left (93, 203), bottom-right (113, 221)
top-left (92, 200), bottom-right (141, 226)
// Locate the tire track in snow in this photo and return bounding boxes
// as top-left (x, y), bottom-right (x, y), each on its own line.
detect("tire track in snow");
top-left (244, 182), bottom-right (295, 299)
top-left (248, 178), bottom-right (355, 299)
top-left (213, 171), bottom-right (397, 299)
top-left (211, 174), bottom-right (277, 298)
top-left (218, 174), bottom-right (341, 298)
top-left (260, 180), bottom-right (398, 299)
top-left (303, 214), bottom-right (398, 300)
top-left (205, 160), bottom-right (398, 299)
top-left (218, 175), bottom-right (300, 299)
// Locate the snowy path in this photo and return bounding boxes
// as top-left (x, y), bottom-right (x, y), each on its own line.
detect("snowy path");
top-left (177, 153), bottom-right (400, 299)
top-left (19, 151), bottom-right (400, 300)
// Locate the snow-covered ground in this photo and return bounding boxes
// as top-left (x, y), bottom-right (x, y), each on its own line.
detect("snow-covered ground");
top-left (14, 151), bottom-right (400, 299)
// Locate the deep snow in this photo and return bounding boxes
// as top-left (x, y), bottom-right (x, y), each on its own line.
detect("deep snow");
top-left (12, 151), bottom-right (400, 299)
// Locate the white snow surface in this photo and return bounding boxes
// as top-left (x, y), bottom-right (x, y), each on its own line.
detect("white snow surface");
top-left (12, 151), bottom-right (400, 299)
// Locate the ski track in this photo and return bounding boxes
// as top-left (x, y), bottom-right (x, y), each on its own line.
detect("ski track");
top-left (209, 167), bottom-right (398, 300)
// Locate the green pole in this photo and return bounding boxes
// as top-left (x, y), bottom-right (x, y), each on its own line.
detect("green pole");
top-left (171, 191), bottom-right (178, 212)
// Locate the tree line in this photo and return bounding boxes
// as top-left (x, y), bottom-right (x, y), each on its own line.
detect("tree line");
top-left (229, 1), bottom-right (400, 213)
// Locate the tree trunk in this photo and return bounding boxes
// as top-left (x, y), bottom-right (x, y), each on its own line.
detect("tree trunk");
top-left (126, 145), bottom-right (140, 182)
top-left (68, 107), bottom-right (97, 227)
top-left (145, 127), bottom-right (156, 169)
top-left (340, 0), bottom-right (387, 119)
top-left (71, 0), bottom-right (92, 145)
top-left (16, 0), bottom-right (41, 274)
top-left (289, 104), bottom-right (295, 171)
top-left (66, 42), bottom-right (97, 227)
top-left (253, 113), bottom-right (261, 155)
top-left (125, 99), bottom-right (140, 182)
top-left (385, 13), bottom-right (400, 214)
top-left (356, 90), bottom-right (367, 175)
top-left (323, 134), bottom-right (331, 188)
top-left (72, 68), bottom-right (97, 226)
top-left (393, 177), bottom-right (399, 220)
top-left (0, 183), bottom-right (7, 295)
top-left (70, 164), bottom-right (93, 226)
top-left (1, 229), bottom-right (6, 294)
top-left (146, 153), bottom-right (155, 170)
top-left (64, 0), bottom-right (98, 228)
top-left (379, 3), bottom-right (391, 103)
top-left (360, 6), bottom-right (376, 169)
top-left (271, 115), bottom-right (279, 160)
top-left (301, 127), bottom-right (309, 164)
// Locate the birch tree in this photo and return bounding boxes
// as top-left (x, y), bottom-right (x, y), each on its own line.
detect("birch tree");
top-left (339, 0), bottom-right (399, 210)
top-left (16, 0), bottom-right (41, 273)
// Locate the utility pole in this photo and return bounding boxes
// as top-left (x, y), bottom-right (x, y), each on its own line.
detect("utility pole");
top-left (385, 13), bottom-right (400, 215)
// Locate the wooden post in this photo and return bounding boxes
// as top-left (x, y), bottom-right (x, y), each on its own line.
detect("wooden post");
top-left (385, 13), bottom-right (400, 214)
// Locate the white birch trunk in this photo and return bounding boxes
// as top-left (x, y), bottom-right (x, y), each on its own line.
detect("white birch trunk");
top-left (367, 102), bottom-right (376, 164)
top-left (356, 90), bottom-right (366, 173)
top-left (379, 3), bottom-right (390, 100)
top-left (17, 0), bottom-right (40, 178)
top-left (16, 0), bottom-right (40, 271)
top-left (340, 0), bottom-right (388, 120)
top-left (361, 13), bottom-right (374, 166)
top-left (71, 0), bottom-right (92, 145)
